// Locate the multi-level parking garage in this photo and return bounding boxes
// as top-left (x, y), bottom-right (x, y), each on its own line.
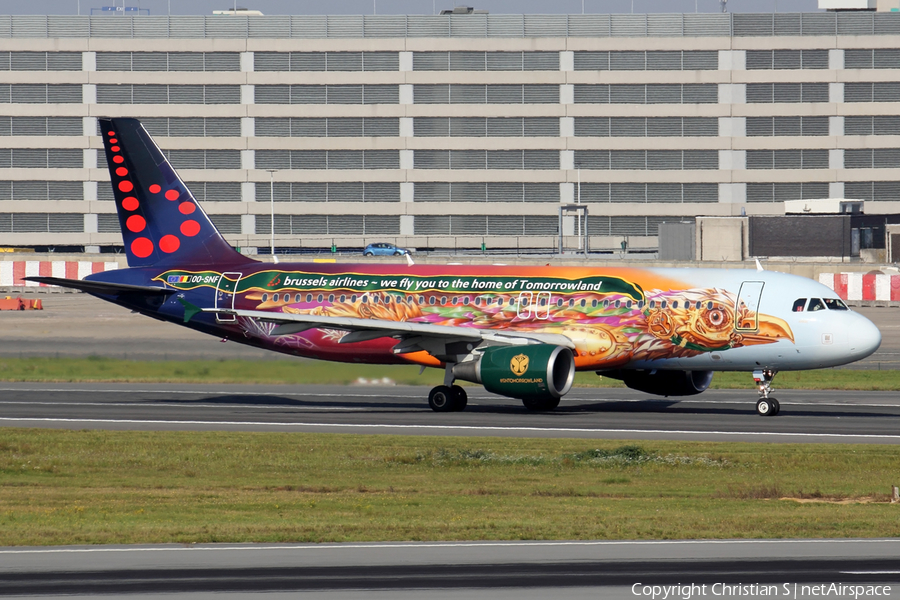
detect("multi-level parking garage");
top-left (0, 11), bottom-right (899, 254)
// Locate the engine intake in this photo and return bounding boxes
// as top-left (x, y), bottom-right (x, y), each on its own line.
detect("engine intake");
top-left (603, 369), bottom-right (713, 397)
top-left (453, 344), bottom-right (575, 402)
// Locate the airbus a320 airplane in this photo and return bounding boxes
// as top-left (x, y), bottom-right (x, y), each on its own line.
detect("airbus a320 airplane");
top-left (28, 118), bottom-right (882, 416)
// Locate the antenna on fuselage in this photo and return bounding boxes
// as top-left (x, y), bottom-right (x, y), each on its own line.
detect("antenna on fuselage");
top-left (406, 253), bottom-right (415, 267)
top-left (755, 258), bottom-right (764, 271)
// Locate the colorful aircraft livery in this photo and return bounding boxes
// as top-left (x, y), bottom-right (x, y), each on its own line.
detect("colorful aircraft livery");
top-left (27, 118), bottom-right (882, 417)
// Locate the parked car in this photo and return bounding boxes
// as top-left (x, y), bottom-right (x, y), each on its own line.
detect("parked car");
top-left (363, 243), bottom-right (410, 256)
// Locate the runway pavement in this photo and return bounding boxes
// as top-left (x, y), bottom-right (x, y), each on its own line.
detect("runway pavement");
top-left (2, 539), bottom-right (900, 599)
top-left (2, 382), bottom-right (900, 443)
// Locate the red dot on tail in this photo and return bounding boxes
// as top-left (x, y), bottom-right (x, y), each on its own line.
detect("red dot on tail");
top-left (118, 180), bottom-right (134, 192)
top-left (122, 196), bottom-right (139, 211)
top-left (165, 189), bottom-right (180, 201)
top-left (116, 167), bottom-right (128, 176)
top-left (113, 155), bottom-right (124, 164)
top-left (108, 131), bottom-right (115, 136)
top-left (111, 146), bottom-right (120, 152)
top-left (131, 237), bottom-right (153, 258)
top-left (149, 184), bottom-right (161, 194)
top-left (126, 214), bottom-right (146, 233)
top-left (159, 234), bottom-right (180, 253)
top-left (178, 202), bottom-right (195, 215)
top-left (109, 138), bottom-right (118, 144)
top-left (180, 219), bottom-right (201, 237)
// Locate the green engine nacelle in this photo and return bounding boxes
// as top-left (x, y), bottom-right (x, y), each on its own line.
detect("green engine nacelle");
top-left (453, 344), bottom-right (575, 404)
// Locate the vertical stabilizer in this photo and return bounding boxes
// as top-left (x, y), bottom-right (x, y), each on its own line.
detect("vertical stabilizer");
top-left (99, 117), bottom-right (247, 268)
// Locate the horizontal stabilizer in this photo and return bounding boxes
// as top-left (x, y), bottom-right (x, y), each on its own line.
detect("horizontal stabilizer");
top-left (24, 276), bottom-right (175, 296)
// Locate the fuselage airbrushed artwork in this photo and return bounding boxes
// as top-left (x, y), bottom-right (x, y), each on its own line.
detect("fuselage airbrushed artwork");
top-left (28, 118), bottom-right (882, 416)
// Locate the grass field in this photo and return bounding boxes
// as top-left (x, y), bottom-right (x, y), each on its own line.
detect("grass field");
top-left (1, 429), bottom-right (898, 546)
top-left (1, 356), bottom-right (899, 390)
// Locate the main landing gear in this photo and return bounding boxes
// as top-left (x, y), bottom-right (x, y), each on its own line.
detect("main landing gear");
top-left (428, 365), bottom-right (468, 412)
top-left (752, 369), bottom-right (780, 417)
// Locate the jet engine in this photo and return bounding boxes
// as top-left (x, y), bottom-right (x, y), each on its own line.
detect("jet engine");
top-left (603, 369), bottom-right (714, 397)
top-left (453, 345), bottom-right (575, 410)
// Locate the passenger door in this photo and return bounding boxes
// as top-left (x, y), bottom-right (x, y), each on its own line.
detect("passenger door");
top-left (215, 272), bottom-right (243, 322)
top-left (735, 281), bottom-right (764, 332)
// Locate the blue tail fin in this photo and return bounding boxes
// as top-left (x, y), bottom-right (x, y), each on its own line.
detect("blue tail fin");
top-left (100, 117), bottom-right (247, 268)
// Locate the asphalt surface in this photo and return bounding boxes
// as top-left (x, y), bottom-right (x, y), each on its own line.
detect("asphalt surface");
top-left (3, 382), bottom-right (900, 444)
top-left (2, 539), bottom-right (899, 599)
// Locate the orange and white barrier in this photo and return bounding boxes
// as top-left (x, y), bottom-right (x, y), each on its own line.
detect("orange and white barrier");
top-left (0, 261), bottom-right (119, 287)
top-left (819, 272), bottom-right (900, 302)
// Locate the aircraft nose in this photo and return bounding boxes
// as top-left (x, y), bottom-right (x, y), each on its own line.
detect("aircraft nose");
top-left (849, 314), bottom-right (881, 358)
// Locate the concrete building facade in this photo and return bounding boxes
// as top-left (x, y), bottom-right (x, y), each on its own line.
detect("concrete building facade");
top-left (0, 11), bottom-right (899, 254)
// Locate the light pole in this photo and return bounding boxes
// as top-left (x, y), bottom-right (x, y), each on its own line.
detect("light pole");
top-left (267, 169), bottom-right (277, 259)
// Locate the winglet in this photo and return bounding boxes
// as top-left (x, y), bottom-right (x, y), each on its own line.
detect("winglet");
top-left (755, 258), bottom-right (764, 272)
top-left (178, 298), bottom-right (203, 323)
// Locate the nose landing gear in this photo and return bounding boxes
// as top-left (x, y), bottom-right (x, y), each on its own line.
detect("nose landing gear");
top-left (752, 369), bottom-right (780, 416)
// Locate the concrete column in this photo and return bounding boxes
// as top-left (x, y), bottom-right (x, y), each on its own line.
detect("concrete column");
top-left (241, 150), bottom-right (255, 170)
top-left (560, 84), bottom-right (573, 105)
top-left (240, 51), bottom-right (254, 72)
top-left (719, 117), bottom-right (745, 138)
top-left (829, 48), bottom-right (844, 71)
top-left (400, 181), bottom-right (414, 202)
top-left (719, 150), bottom-right (745, 171)
top-left (84, 213), bottom-right (98, 234)
top-left (241, 181), bottom-right (255, 203)
top-left (400, 149), bottom-right (414, 170)
top-left (829, 82), bottom-right (844, 104)
top-left (241, 214), bottom-right (256, 235)
top-left (83, 148), bottom-right (97, 169)
top-left (829, 149), bottom-right (844, 170)
top-left (560, 116), bottom-right (574, 137)
top-left (399, 117), bottom-right (414, 137)
top-left (241, 84), bottom-right (254, 105)
top-left (718, 182), bottom-right (746, 203)
top-left (400, 84), bottom-right (413, 105)
top-left (718, 49), bottom-right (745, 71)
top-left (560, 51), bottom-right (574, 72)
top-left (82, 84), bottom-right (96, 104)
top-left (241, 117), bottom-right (255, 138)
top-left (560, 150), bottom-right (574, 171)
top-left (830, 181), bottom-right (845, 199)
top-left (718, 84), bottom-right (745, 105)
top-left (560, 182), bottom-right (574, 204)
top-left (399, 51), bottom-right (413, 72)
top-left (400, 214), bottom-right (414, 235)
top-left (82, 51), bottom-right (96, 72)
top-left (83, 116), bottom-right (98, 137)
top-left (83, 181), bottom-right (97, 201)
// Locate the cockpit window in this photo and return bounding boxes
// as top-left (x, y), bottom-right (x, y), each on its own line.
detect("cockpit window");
top-left (792, 298), bottom-right (806, 312)
top-left (824, 298), bottom-right (849, 311)
top-left (807, 298), bottom-right (825, 312)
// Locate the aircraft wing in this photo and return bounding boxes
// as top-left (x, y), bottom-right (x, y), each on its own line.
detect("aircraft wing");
top-left (205, 308), bottom-right (575, 359)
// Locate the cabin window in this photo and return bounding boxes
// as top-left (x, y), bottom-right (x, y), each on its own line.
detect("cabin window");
top-left (808, 298), bottom-right (825, 312)
top-left (463, 297), bottom-right (470, 305)
top-left (614, 300), bottom-right (620, 308)
top-left (384, 296), bottom-right (391, 304)
top-left (792, 298), bottom-right (807, 312)
top-left (649, 300), bottom-right (656, 308)
top-left (261, 293), bottom-right (268, 302)
top-left (568, 299), bottom-right (574, 308)
top-left (626, 300), bottom-right (633, 309)
top-left (474, 297), bottom-right (481, 306)
top-left (452, 297), bottom-right (459, 305)
top-left (638, 300), bottom-right (645, 309)
top-left (591, 299), bottom-right (597, 308)
top-left (429, 296), bottom-right (436, 305)
top-left (603, 299), bottom-right (610, 307)
top-left (671, 300), bottom-right (678, 309)
top-left (361, 296), bottom-right (368, 304)
top-left (316, 294), bottom-right (323, 303)
top-left (440, 297), bottom-right (447, 305)
top-left (351, 295), bottom-right (358, 303)
top-left (824, 298), bottom-right (849, 310)
top-left (339, 295), bottom-right (346, 303)
top-left (306, 294), bottom-right (313, 303)
top-left (556, 298), bottom-right (563, 307)
top-left (695, 301), bottom-right (702, 310)
top-left (273, 294), bottom-right (279, 302)
top-left (707, 302), bottom-right (713, 310)
top-left (661, 300), bottom-right (667, 309)
top-left (328, 294), bottom-right (334, 303)
top-left (294, 294), bottom-right (301, 303)
top-left (580, 299), bottom-right (586, 307)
